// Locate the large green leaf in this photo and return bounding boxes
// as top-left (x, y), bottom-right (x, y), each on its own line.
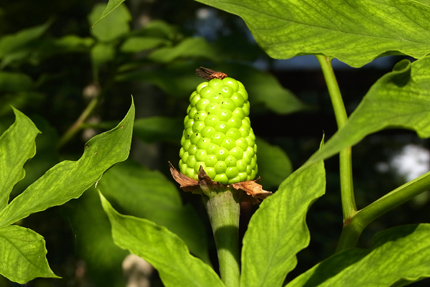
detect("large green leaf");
top-left (92, 0), bottom-right (126, 28)
top-left (89, 3), bottom-right (131, 42)
top-left (0, 108), bottom-right (40, 211)
top-left (287, 224), bottom-right (430, 286)
top-left (100, 194), bottom-right (225, 287)
top-left (0, 225), bottom-right (58, 283)
top-left (256, 137), bottom-right (292, 190)
top-left (98, 160), bottom-right (210, 264)
top-left (0, 101), bottom-right (135, 227)
top-left (240, 161), bottom-right (326, 287)
top-left (120, 37), bottom-right (171, 53)
top-left (306, 56), bottom-right (430, 167)
top-left (196, 0), bottom-right (430, 67)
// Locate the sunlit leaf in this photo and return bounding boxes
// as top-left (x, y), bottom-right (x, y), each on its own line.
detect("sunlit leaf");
top-left (240, 161), bottom-right (325, 287)
top-left (0, 225), bottom-right (58, 283)
top-left (287, 224), bottom-right (430, 287)
top-left (89, 3), bottom-right (131, 42)
top-left (100, 194), bottom-right (224, 287)
top-left (305, 56), bottom-right (430, 167)
top-left (196, 0), bottom-right (430, 67)
top-left (92, 0), bottom-right (127, 28)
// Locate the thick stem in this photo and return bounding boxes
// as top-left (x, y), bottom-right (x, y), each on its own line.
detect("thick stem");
top-left (202, 188), bottom-right (240, 287)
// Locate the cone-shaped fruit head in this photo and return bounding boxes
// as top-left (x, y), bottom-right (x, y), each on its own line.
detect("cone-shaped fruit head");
top-left (179, 72), bottom-right (257, 185)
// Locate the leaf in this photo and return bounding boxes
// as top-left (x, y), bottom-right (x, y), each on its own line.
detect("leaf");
top-left (89, 3), bottom-right (131, 42)
top-left (133, 116), bottom-right (183, 143)
top-left (147, 37), bottom-right (219, 63)
top-left (98, 160), bottom-right (211, 264)
top-left (286, 224), bottom-right (430, 287)
top-left (0, 72), bottom-right (34, 93)
top-left (196, 0), bottom-right (430, 68)
top-left (0, 108), bottom-right (40, 211)
top-left (92, 0), bottom-right (126, 28)
top-left (240, 161), bottom-right (326, 287)
top-left (91, 42), bottom-right (116, 77)
top-left (100, 193), bottom-right (225, 287)
top-left (256, 137), bottom-right (293, 190)
top-left (0, 100), bottom-right (135, 227)
top-left (306, 56), bottom-right (430, 167)
top-left (0, 225), bottom-right (58, 283)
top-left (120, 36), bottom-right (171, 53)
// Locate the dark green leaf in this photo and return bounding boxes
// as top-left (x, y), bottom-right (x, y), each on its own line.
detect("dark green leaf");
top-left (287, 224), bottom-right (430, 287)
top-left (196, 0), bottom-right (430, 67)
top-left (120, 37), bottom-right (171, 52)
top-left (98, 160), bottom-right (210, 264)
top-left (100, 194), bottom-right (224, 287)
top-left (0, 72), bottom-right (34, 93)
top-left (240, 161), bottom-right (325, 287)
top-left (133, 116), bottom-right (183, 143)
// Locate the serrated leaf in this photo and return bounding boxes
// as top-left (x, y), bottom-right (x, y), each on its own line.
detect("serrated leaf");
top-left (133, 116), bottom-right (183, 143)
top-left (98, 160), bottom-right (210, 264)
top-left (89, 3), bottom-right (131, 42)
top-left (240, 161), bottom-right (326, 287)
top-left (306, 56), bottom-right (430, 167)
top-left (0, 225), bottom-right (58, 283)
top-left (287, 224), bottom-right (430, 287)
top-left (0, 108), bottom-right (40, 211)
top-left (196, 0), bottom-right (430, 67)
top-left (0, 101), bottom-right (135, 227)
top-left (256, 137), bottom-right (292, 190)
top-left (100, 193), bottom-right (225, 287)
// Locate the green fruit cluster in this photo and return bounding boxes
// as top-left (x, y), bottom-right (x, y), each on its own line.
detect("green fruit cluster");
top-left (179, 77), bottom-right (257, 185)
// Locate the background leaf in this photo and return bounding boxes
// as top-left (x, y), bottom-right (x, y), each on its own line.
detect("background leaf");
top-left (287, 224), bottom-right (430, 287)
top-left (92, 0), bottom-right (126, 28)
top-left (89, 3), bottom-right (131, 42)
top-left (240, 161), bottom-right (325, 287)
top-left (306, 56), bottom-right (430, 166)
top-left (0, 72), bottom-right (34, 93)
top-left (98, 160), bottom-right (211, 264)
top-left (0, 225), bottom-right (58, 283)
top-left (0, 108), bottom-right (40, 211)
top-left (0, 101), bottom-right (135, 227)
top-left (100, 194), bottom-right (225, 287)
top-left (196, 0), bottom-right (430, 67)
top-left (133, 116), bottom-right (183, 143)
top-left (256, 137), bottom-right (293, 190)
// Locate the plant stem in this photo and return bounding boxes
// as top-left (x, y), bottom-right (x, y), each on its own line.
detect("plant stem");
top-left (58, 97), bottom-right (99, 149)
top-left (316, 55), bottom-right (357, 222)
top-left (202, 188), bottom-right (240, 287)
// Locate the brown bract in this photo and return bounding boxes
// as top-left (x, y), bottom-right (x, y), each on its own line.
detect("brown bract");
top-left (196, 67), bottom-right (228, 80)
top-left (168, 162), bottom-right (272, 204)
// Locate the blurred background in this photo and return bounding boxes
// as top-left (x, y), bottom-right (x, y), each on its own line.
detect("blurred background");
top-left (0, 0), bottom-right (429, 286)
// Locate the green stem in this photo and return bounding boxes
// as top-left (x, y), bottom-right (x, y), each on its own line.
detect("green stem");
top-left (202, 188), bottom-right (240, 287)
top-left (58, 97), bottom-right (99, 149)
top-left (316, 55), bottom-right (357, 222)
top-left (337, 170), bottom-right (430, 250)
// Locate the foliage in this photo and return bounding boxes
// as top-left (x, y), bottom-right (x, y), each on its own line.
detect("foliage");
top-left (1, 0), bottom-right (430, 286)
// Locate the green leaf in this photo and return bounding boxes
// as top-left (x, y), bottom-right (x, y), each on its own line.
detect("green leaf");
top-left (148, 37), bottom-right (219, 63)
top-left (0, 72), bottom-right (34, 92)
top-left (100, 193), bottom-right (225, 287)
top-left (0, 225), bottom-right (58, 283)
top-left (120, 37), bottom-right (171, 53)
top-left (0, 21), bottom-right (50, 68)
top-left (196, 0), bottom-right (430, 68)
top-left (287, 224), bottom-right (430, 287)
top-left (240, 161), bottom-right (326, 287)
top-left (92, 0), bottom-right (127, 28)
top-left (98, 160), bottom-right (210, 264)
top-left (256, 137), bottom-right (293, 190)
top-left (91, 42), bottom-right (116, 78)
top-left (306, 56), bottom-right (430, 167)
top-left (133, 116), bottom-right (183, 143)
top-left (0, 108), bottom-right (40, 211)
top-left (89, 3), bottom-right (131, 42)
top-left (0, 100), bottom-right (135, 227)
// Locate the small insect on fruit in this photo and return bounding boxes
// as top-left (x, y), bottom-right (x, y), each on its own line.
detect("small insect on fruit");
top-left (179, 67), bottom-right (258, 185)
